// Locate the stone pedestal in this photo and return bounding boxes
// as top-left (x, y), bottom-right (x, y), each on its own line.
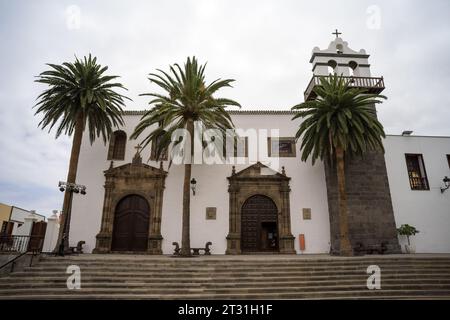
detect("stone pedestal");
top-left (279, 235), bottom-right (296, 254)
top-left (225, 233), bottom-right (242, 255)
top-left (42, 210), bottom-right (60, 252)
top-left (15, 211), bottom-right (38, 236)
top-left (148, 234), bottom-right (163, 254)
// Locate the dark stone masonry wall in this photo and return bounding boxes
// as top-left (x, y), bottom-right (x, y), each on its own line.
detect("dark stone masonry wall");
top-left (324, 150), bottom-right (401, 254)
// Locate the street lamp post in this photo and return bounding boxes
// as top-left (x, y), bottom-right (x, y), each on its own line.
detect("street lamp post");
top-left (57, 181), bottom-right (86, 256)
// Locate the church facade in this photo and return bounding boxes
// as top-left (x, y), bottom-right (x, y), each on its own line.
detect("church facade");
top-left (69, 37), bottom-right (450, 255)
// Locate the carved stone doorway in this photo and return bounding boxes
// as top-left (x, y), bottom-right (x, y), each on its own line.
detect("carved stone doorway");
top-left (111, 195), bottom-right (150, 252)
top-left (226, 162), bottom-right (296, 255)
top-left (94, 155), bottom-right (167, 254)
top-left (241, 195), bottom-right (279, 252)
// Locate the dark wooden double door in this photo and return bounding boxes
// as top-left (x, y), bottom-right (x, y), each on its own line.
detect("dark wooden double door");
top-left (111, 195), bottom-right (150, 252)
top-left (29, 221), bottom-right (47, 251)
top-left (241, 195), bottom-right (279, 253)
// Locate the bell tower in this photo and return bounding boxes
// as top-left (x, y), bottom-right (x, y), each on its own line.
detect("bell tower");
top-left (305, 31), bottom-right (401, 255)
top-left (304, 30), bottom-right (385, 101)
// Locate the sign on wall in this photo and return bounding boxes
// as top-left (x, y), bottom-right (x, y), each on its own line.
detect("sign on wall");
top-left (206, 207), bottom-right (217, 220)
top-left (302, 208), bottom-right (312, 220)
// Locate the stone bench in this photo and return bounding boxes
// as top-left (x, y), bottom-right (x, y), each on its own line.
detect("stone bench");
top-left (172, 241), bottom-right (212, 256)
top-left (69, 241), bottom-right (85, 254)
top-left (354, 242), bottom-right (388, 255)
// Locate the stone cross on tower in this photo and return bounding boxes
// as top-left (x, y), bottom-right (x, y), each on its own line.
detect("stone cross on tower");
top-left (135, 144), bottom-right (143, 154)
top-left (332, 29), bottom-right (342, 38)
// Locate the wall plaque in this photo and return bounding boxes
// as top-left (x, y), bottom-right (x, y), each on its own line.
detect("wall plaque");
top-left (302, 208), bottom-right (312, 220)
top-left (206, 207), bottom-right (217, 220)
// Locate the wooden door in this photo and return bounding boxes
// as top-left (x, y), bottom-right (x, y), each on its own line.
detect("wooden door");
top-left (1, 221), bottom-right (14, 236)
top-left (111, 195), bottom-right (150, 252)
top-left (28, 221), bottom-right (47, 251)
top-left (241, 195), bottom-right (278, 252)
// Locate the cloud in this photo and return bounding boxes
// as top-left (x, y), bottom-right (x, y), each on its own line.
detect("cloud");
top-left (0, 0), bottom-right (449, 215)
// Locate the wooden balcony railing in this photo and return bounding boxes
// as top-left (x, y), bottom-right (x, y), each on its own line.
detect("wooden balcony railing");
top-left (408, 176), bottom-right (430, 191)
top-left (304, 75), bottom-right (385, 101)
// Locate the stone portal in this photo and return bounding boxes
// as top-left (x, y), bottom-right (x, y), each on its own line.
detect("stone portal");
top-left (94, 156), bottom-right (167, 254)
top-left (226, 162), bottom-right (296, 255)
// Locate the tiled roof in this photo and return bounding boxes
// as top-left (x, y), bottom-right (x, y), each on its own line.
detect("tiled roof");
top-left (122, 109), bottom-right (297, 116)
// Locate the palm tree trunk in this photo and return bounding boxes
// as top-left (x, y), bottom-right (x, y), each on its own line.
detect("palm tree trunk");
top-left (53, 114), bottom-right (84, 253)
top-left (180, 119), bottom-right (194, 256)
top-left (335, 147), bottom-right (353, 256)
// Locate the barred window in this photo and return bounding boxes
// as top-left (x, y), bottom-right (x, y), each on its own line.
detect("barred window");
top-left (268, 137), bottom-right (296, 158)
top-left (405, 154), bottom-right (429, 191)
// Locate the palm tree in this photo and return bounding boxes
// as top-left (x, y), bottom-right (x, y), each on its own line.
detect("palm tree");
top-left (291, 74), bottom-right (386, 256)
top-left (131, 57), bottom-right (240, 256)
top-left (35, 54), bottom-right (130, 252)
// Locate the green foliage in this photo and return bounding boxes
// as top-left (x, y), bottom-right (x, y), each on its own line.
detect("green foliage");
top-left (34, 54), bottom-right (130, 144)
top-left (130, 56), bottom-right (241, 161)
top-left (291, 74), bottom-right (387, 164)
top-left (397, 224), bottom-right (420, 236)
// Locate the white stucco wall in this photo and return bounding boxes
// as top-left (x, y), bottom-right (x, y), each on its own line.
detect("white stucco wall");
top-left (384, 135), bottom-right (450, 253)
top-left (69, 112), bottom-right (450, 255)
top-left (70, 112), bottom-right (332, 254)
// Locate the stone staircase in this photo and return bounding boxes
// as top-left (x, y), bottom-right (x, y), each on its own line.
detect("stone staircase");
top-left (0, 254), bottom-right (450, 299)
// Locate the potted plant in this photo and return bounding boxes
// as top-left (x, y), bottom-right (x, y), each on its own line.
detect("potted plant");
top-left (397, 224), bottom-right (420, 253)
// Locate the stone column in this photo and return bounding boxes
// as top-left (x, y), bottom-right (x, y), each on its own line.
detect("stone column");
top-left (15, 211), bottom-right (38, 236)
top-left (226, 183), bottom-right (241, 254)
top-left (279, 183), bottom-right (296, 254)
top-left (148, 185), bottom-right (163, 254)
top-left (94, 180), bottom-right (114, 253)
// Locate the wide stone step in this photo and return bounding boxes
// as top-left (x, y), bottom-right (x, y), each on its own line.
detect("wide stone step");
top-left (1, 289), bottom-right (450, 300)
top-left (24, 263), bottom-right (450, 272)
top-left (37, 255), bottom-right (450, 261)
top-left (9, 269), bottom-right (450, 279)
top-left (2, 255), bottom-right (449, 300)
top-left (36, 258), bottom-right (450, 266)
top-left (1, 285), bottom-right (450, 297)
top-left (1, 282), bottom-right (450, 292)
top-left (2, 278), bottom-right (450, 289)
top-left (5, 275), bottom-right (448, 285)
top-left (4, 272), bottom-right (450, 285)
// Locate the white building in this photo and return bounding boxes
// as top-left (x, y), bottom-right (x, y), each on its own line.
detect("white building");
top-left (69, 36), bottom-right (450, 255)
top-left (384, 135), bottom-right (450, 253)
top-left (7, 207), bottom-right (45, 236)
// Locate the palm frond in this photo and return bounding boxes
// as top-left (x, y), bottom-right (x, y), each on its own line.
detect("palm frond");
top-left (34, 54), bottom-right (130, 144)
top-left (132, 56), bottom-right (241, 162)
top-left (291, 74), bottom-right (387, 164)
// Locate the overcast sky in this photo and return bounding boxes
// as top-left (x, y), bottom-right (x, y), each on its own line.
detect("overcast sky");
top-left (1, 0), bottom-right (449, 217)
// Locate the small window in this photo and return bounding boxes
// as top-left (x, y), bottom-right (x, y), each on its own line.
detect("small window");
top-left (234, 136), bottom-right (248, 158)
top-left (447, 155), bottom-right (450, 169)
top-left (268, 137), bottom-right (296, 158)
top-left (107, 130), bottom-right (127, 161)
top-left (150, 133), bottom-right (168, 161)
top-left (405, 154), bottom-right (429, 191)
top-left (209, 135), bottom-right (248, 160)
